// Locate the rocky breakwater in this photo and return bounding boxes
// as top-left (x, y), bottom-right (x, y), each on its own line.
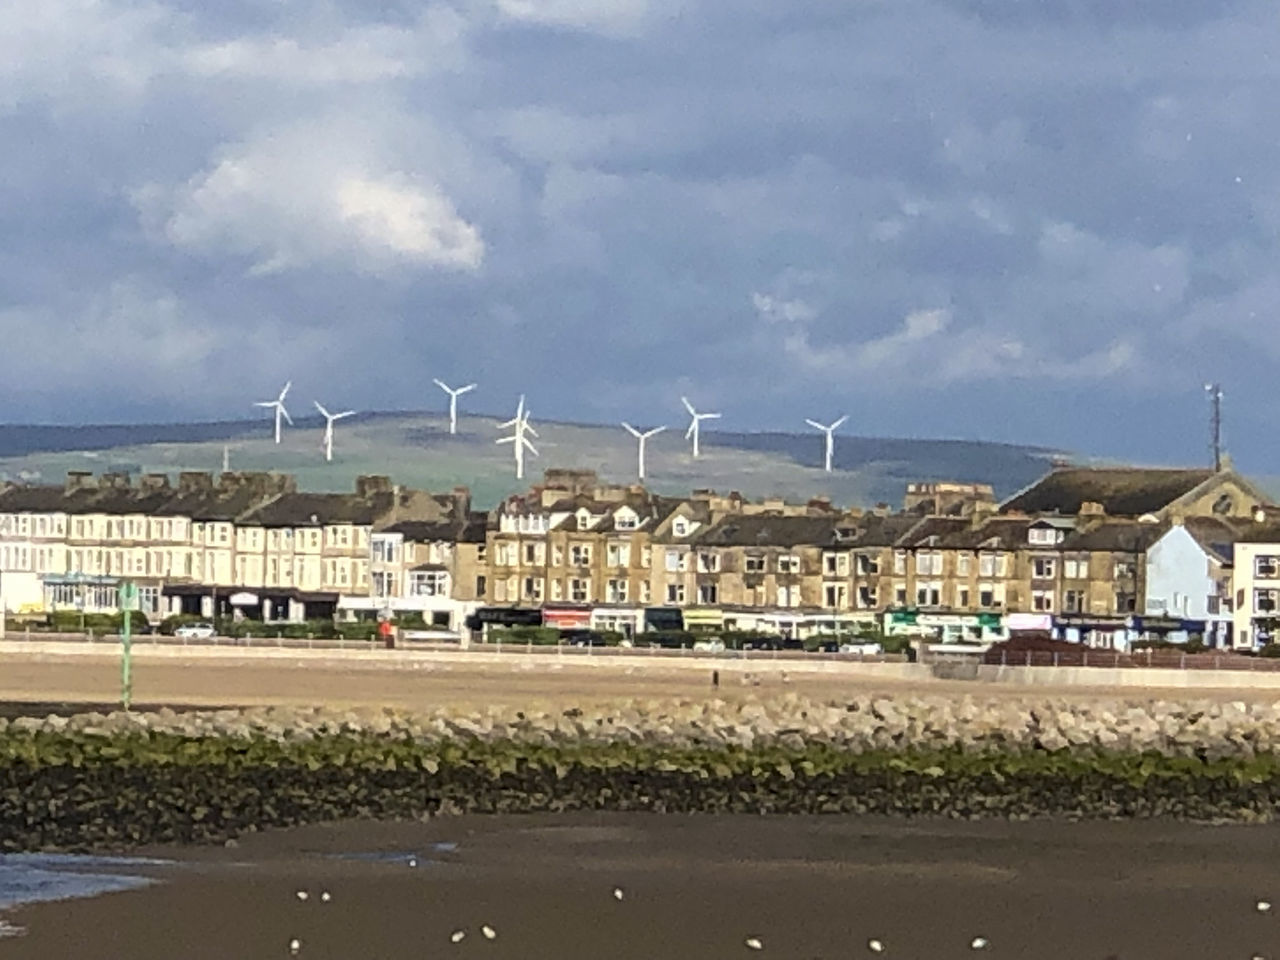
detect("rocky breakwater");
top-left (4, 694), bottom-right (1280, 850)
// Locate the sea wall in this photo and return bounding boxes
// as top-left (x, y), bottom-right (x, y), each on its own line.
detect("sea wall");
top-left (6, 693), bottom-right (1280, 850)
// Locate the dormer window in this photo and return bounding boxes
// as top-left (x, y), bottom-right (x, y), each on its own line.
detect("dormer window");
top-left (577, 512), bottom-right (590, 531)
top-left (1028, 526), bottom-right (1058, 546)
top-left (673, 517), bottom-right (689, 537)
top-left (615, 511), bottom-right (638, 531)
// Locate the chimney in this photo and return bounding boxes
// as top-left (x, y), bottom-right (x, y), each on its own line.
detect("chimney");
top-left (99, 472), bottom-right (131, 490)
top-left (451, 486), bottom-right (471, 518)
top-left (355, 475), bottom-right (392, 498)
top-left (65, 471), bottom-right (97, 494)
top-left (140, 473), bottom-right (171, 493)
top-left (1078, 500), bottom-right (1106, 518)
top-left (178, 471), bottom-right (214, 495)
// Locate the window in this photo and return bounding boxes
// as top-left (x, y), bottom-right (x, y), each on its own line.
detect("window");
top-left (476, 544), bottom-right (487, 564)
top-left (777, 555), bottom-right (800, 575)
top-left (1255, 589), bottom-right (1280, 613)
top-left (776, 585), bottom-right (800, 607)
top-left (665, 550), bottom-right (688, 572)
top-left (823, 583), bottom-right (847, 608)
top-left (666, 582), bottom-right (685, 604)
top-left (615, 512), bottom-right (638, 531)
top-left (856, 554), bottom-right (880, 575)
top-left (672, 518), bottom-right (689, 537)
top-left (1064, 556), bottom-right (1089, 580)
top-left (958, 586), bottom-right (971, 608)
top-left (576, 512), bottom-right (590, 531)
top-left (823, 552), bottom-right (850, 576)
top-left (916, 582), bottom-right (941, 606)
top-left (1207, 595), bottom-right (1221, 615)
top-left (494, 542), bottom-right (514, 566)
top-left (744, 555), bottom-right (765, 573)
top-left (1115, 592), bottom-right (1137, 613)
top-left (494, 577), bottom-right (508, 602)
top-left (957, 553), bottom-right (971, 577)
top-left (372, 572), bottom-right (396, 597)
top-left (1032, 557), bottom-right (1056, 579)
top-left (1064, 589), bottom-right (1085, 613)
top-left (915, 551), bottom-right (943, 575)
top-left (607, 578), bottom-right (629, 603)
top-left (1028, 526), bottom-right (1058, 545)
top-left (570, 544), bottom-right (592, 566)
top-left (550, 579), bottom-right (563, 600)
top-left (895, 585), bottom-right (908, 606)
top-left (979, 583), bottom-right (997, 608)
top-left (696, 552), bottom-right (720, 573)
top-left (1032, 590), bottom-right (1054, 612)
top-left (523, 542), bottom-right (539, 565)
top-left (893, 550), bottom-right (907, 575)
top-left (371, 538), bottom-right (398, 563)
top-left (411, 571), bottom-right (449, 596)
top-left (639, 581), bottom-right (652, 603)
top-left (570, 578), bottom-right (590, 602)
top-left (476, 575), bottom-right (487, 597)
top-left (522, 577), bottom-right (544, 601)
top-left (607, 543), bottom-right (632, 567)
top-left (1114, 559), bottom-right (1136, 579)
top-left (857, 585), bottom-right (878, 608)
top-left (640, 546), bottom-right (652, 568)
top-left (1256, 556), bottom-right (1280, 579)
top-left (695, 582), bottom-right (716, 604)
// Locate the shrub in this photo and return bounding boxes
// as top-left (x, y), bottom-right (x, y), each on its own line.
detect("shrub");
top-left (488, 626), bottom-right (560, 646)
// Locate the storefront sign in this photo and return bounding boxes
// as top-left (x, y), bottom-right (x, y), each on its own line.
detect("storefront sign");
top-left (543, 607), bottom-right (592, 628)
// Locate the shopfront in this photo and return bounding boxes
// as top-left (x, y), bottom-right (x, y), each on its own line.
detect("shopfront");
top-left (541, 605), bottom-right (592, 630)
top-left (884, 609), bottom-right (1004, 642)
top-left (1052, 613), bottom-right (1131, 649)
top-left (681, 607), bottom-right (725, 633)
top-left (590, 607), bottom-right (642, 637)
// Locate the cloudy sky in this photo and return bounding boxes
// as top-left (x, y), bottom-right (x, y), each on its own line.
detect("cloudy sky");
top-left (3, 0), bottom-right (1278, 470)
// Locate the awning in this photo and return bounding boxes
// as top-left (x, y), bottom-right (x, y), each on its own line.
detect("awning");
top-left (682, 608), bottom-right (725, 627)
top-left (468, 607), bottom-right (543, 627)
top-left (1006, 613), bottom-right (1053, 631)
top-left (1129, 616), bottom-right (1206, 633)
top-left (1054, 614), bottom-right (1128, 630)
top-left (543, 607), bottom-right (592, 628)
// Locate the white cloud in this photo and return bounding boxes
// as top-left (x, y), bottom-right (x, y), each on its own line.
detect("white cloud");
top-left (135, 122), bottom-right (485, 275)
top-left (751, 292), bottom-right (817, 325)
top-left (492, 0), bottom-right (669, 37)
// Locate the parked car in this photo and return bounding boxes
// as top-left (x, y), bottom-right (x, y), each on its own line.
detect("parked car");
top-left (561, 629), bottom-right (610, 647)
top-left (174, 622), bottom-right (216, 639)
top-left (692, 639), bottom-right (726, 653)
top-left (840, 641), bottom-right (883, 655)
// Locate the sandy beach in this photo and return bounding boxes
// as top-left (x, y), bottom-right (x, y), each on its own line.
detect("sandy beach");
top-left (0, 813), bottom-right (1275, 959)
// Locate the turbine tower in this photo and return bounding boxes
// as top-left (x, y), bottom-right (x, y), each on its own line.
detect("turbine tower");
top-left (433, 379), bottom-right (477, 435)
top-left (254, 381), bottom-right (293, 444)
top-left (622, 422), bottom-right (666, 481)
top-left (805, 415), bottom-right (848, 473)
top-left (496, 395), bottom-right (539, 480)
top-left (1205, 382), bottom-right (1224, 471)
top-left (314, 401), bottom-right (355, 462)
top-left (681, 396), bottom-right (721, 459)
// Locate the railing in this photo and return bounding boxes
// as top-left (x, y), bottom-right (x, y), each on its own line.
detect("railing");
top-left (984, 648), bottom-right (1280, 671)
top-left (0, 631), bottom-right (908, 663)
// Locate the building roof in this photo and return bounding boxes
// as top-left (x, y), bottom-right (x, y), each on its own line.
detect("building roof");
top-left (1178, 516), bottom-right (1248, 563)
top-left (897, 516), bottom-right (969, 547)
top-left (693, 514), bottom-right (837, 548)
top-left (239, 491), bottom-right (393, 527)
top-left (382, 519), bottom-right (461, 542)
top-left (830, 513), bottom-right (923, 548)
top-left (1059, 520), bottom-right (1165, 553)
top-left (1001, 467), bottom-right (1216, 517)
top-left (941, 516), bottom-right (1032, 550)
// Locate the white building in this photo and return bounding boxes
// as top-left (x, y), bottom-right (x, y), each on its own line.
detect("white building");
top-left (1143, 518), bottom-right (1237, 648)
top-left (1230, 524), bottom-right (1280, 650)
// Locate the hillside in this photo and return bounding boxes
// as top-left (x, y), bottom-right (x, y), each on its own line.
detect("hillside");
top-left (0, 412), bottom-right (1065, 509)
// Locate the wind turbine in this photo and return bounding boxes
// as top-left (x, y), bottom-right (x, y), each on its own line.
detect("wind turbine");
top-left (433, 379), bottom-right (477, 435)
top-left (681, 397), bottom-right (721, 459)
top-left (622, 422), bottom-right (666, 481)
top-left (805, 415), bottom-right (848, 473)
top-left (496, 395), bottom-right (538, 480)
top-left (314, 401), bottom-right (355, 462)
top-left (254, 381), bottom-right (293, 444)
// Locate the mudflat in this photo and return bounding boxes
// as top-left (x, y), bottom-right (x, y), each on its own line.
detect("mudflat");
top-left (5, 814), bottom-right (1278, 959)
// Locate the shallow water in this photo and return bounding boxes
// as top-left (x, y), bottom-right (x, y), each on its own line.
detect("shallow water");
top-left (0, 853), bottom-right (168, 911)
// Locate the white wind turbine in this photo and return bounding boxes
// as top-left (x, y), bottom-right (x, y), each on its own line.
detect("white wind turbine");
top-left (254, 381), bottom-right (293, 444)
top-left (314, 401), bottom-right (355, 462)
top-left (496, 395), bottom-right (538, 480)
top-left (622, 422), bottom-right (666, 481)
top-left (681, 396), bottom-right (721, 459)
top-left (805, 415), bottom-right (848, 473)
top-left (433, 379), bottom-right (477, 435)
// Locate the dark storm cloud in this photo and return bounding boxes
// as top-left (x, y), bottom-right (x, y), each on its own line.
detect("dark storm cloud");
top-left (2, 0), bottom-right (1279, 469)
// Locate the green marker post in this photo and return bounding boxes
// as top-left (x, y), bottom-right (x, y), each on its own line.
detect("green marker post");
top-left (118, 581), bottom-right (138, 711)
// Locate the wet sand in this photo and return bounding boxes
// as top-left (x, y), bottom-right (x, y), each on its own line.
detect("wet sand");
top-left (4, 814), bottom-right (1279, 959)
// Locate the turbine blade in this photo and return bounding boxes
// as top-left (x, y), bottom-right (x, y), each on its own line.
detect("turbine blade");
top-left (497, 417), bottom-right (518, 429)
top-left (622, 422), bottom-right (640, 437)
top-left (805, 419), bottom-right (825, 431)
top-left (702, 412), bottom-right (722, 420)
top-left (523, 423), bottom-right (539, 438)
top-left (644, 426), bottom-right (666, 438)
top-left (685, 421), bottom-right (696, 440)
top-left (458, 384), bottom-right (476, 394)
top-left (314, 401), bottom-right (330, 418)
top-left (254, 401), bottom-right (275, 408)
top-left (279, 381), bottom-right (291, 401)
top-left (280, 406), bottom-right (294, 425)
top-left (497, 436), bottom-right (515, 445)
top-left (681, 396), bottom-right (696, 416)
top-left (832, 415), bottom-right (848, 430)
top-left (335, 410), bottom-right (355, 419)
top-left (522, 438), bottom-right (539, 457)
